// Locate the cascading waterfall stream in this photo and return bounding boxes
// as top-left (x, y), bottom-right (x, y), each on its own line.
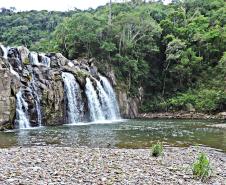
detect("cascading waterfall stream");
top-left (9, 64), bottom-right (20, 79)
top-left (30, 75), bottom-right (42, 126)
top-left (40, 54), bottom-right (51, 67)
top-left (29, 52), bottom-right (50, 67)
top-left (95, 79), bottom-right (117, 120)
top-left (85, 78), bottom-right (105, 122)
top-left (0, 45), bottom-right (8, 59)
top-left (15, 90), bottom-right (30, 129)
top-left (100, 76), bottom-right (120, 119)
top-left (29, 52), bottom-right (39, 65)
top-left (62, 72), bottom-right (83, 123)
top-left (1, 45), bottom-right (20, 79)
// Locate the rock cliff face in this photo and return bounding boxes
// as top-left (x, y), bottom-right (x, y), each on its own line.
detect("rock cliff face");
top-left (99, 65), bottom-right (141, 119)
top-left (0, 45), bottom-right (137, 129)
top-left (0, 63), bottom-right (20, 130)
top-left (117, 90), bottom-right (141, 118)
top-left (33, 66), bottom-right (65, 125)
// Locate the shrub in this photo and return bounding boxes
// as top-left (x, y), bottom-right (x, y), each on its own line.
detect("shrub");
top-left (192, 152), bottom-right (212, 181)
top-left (151, 143), bottom-right (163, 157)
top-left (195, 89), bottom-right (226, 112)
top-left (140, 96), bottom-right (168, 112)
top-left (167, 89), bottom-right (226, 112)
top-left (168, 92), bottom-right (196, 111)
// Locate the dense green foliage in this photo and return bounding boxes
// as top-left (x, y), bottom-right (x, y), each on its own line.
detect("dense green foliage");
top-left (1, 0), bottom-right (226, 113)
top-left (0, 7), bottom-right (78, 50)
top-left (192, 153), bottom-right (212, 181)
top-left (151, 143), bottom-right (163, 157)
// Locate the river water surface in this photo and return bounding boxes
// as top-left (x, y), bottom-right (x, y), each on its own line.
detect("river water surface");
top-left (0, 119), bottom-right (225, 152)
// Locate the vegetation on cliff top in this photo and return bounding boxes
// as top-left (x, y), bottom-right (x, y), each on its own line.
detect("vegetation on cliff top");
top-left (0, 8), bottom-right (79, 49)
top-left (0, 0), bottom-right (226, 113)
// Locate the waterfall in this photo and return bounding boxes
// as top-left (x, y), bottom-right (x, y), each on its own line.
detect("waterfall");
top-left (100, 76), bottom-right (120, 119)
top-left (29, 52), bottom-right (51, 67)
top-left (85, 76), bottom-right (121, 122)
top-left (15, 90), bottom-right (30, 129)
top-left (62, 72), bottom-right (83, 123)
top-left (0, 45), bottom-right (8, 59)
top-left (9, 64), bottom-right (20, 79)
top-left (30, 75), bottom-right (42, 126)
top-left (39, 54), bottom-right (51, 67)
top-left (29, 52), bottom-right (39, 65)
top-left (27, 52), bottom-right (43, 126)
top-left (95, 79), bottom-right (117, 120)
top-left (85, 78), bottom-right (105, 122)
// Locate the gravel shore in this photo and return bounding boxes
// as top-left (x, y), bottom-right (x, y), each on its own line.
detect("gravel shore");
top-left (138, 112), bottom-right (226, 120)
top-left (0, 146), bottom-right (225, 185)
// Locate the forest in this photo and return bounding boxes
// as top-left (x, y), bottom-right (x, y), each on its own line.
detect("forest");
top-left (1, 0), bottom-right (226, 113)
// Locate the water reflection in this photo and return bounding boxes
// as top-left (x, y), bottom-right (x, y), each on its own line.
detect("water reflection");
top-left (0, 119), bottom-right (225, 152)
top-left (17, 129), bottom-right (30, 146)
top-left (0, 131), bottom-right (17, 148)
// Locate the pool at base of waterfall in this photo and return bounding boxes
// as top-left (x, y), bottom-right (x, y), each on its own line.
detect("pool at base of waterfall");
top-left (0, 119), bottom-right (226, 152)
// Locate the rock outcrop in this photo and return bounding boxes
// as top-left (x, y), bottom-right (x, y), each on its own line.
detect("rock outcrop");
top-left (117, 90), bottom-right (140, 118)
top-left (0, 58), bottom-right (20, 130)
top-left (0, 45), bottom-right (133, 130)
top-left (32, 66), bottom-right (65, 125)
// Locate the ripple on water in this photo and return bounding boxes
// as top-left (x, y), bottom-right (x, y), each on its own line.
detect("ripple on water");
top-left (0, 119), bottom-right (225, 152)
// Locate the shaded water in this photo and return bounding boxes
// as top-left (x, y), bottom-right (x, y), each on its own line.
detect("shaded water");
top-left (0, 119), bottom-right (226, 152)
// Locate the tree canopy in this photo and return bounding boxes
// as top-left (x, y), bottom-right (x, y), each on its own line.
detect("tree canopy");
top-left (1, 0), bottom-right (226, 113)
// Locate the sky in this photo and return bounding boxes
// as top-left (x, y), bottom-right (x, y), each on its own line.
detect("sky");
top-left (0, 0), bottom-right (171, 11)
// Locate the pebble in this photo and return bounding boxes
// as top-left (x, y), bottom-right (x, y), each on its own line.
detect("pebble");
top-left (0, 146), bottom-right (225, 184)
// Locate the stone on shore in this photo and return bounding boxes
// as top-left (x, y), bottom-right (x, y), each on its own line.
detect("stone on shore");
top-left (0, 146), bottom-right (225, 184)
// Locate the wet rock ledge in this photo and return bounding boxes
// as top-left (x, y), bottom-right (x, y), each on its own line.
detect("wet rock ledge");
top-left (0, 146), bottom-right (225, 184)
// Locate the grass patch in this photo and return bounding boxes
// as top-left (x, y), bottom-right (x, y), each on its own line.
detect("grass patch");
top-left (151, 143), bottom-right (163, 157)
top-left (192, 152), bottom-right (212, 181)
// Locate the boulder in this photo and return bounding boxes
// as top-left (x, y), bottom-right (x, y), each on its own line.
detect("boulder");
top-left (89, 66), bottom-right (98, 78)
top-left (217, 112), bottom-right (226, 119)
top-left (62, 66), bottom-right (89, 88)
top-left (18, 46), bottom-right (29, 65)
top-left (218, 112), bottom-right (226, 116)
top-left (185, 103), bottom-right (196, 112)
top-left (50, 53), bottom-right (69, 68)
top-left (7, 48), bottom-right (21, 60)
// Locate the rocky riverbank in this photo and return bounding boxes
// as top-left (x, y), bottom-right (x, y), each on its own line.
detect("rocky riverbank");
top-left (138, 111), bottom-right (226, 120)
top-left (0, 146), bottom-right (225, 184)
